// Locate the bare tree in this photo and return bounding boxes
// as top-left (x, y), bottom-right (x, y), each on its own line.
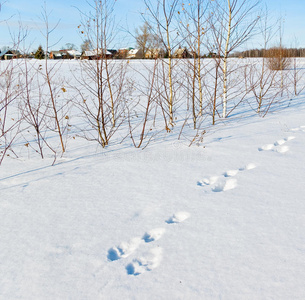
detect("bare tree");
top-left (209, 0), bottom-right (260, 118)
top-left (202, 55), bottom-right (223, 125)
top-left (62, 43), bottom-right (77, 50)
top-left (40, 4), bottom-right (68, 154)
top-left (135, 21), bottom-right (154, 58)
top-left (143, 0), bottom-right (179, 127)
top-left (178, 0), bottom-right (210, 128)
top-left (80, 39), bottom-right (92, 53)
top-left (289, 42), bottom-right (305, 96)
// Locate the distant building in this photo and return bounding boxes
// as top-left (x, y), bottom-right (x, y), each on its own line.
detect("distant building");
top-left (66, 49), bottom-right (82, 59)
top-left (116, 48), bottom-right (132, 59)
top-left (174, 47), bottom-right (192, 59)
top-left (145, 48), bottom-right (165, 59)
top-left (60, 49), bottom-right (82, 59)
top-left (49, 51), bottom-right (62, 59)
top-left (126, 48), bottom-right (143, 59)
top-left (81, 49), bottom-right (113, 60)
top-left (49, 50), bottom-right (81, 59)
top-left (0, 50), bottom-right (21, 60)
top-left (107, 49), bottom-right (117, 57)
top-left (206, 52), bottom-right (222, 59)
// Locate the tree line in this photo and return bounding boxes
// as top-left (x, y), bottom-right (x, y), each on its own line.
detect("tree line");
top-left (231, 48), bottom-right (305, 58)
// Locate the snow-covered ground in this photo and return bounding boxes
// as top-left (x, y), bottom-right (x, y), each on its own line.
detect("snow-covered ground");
top-left (1, 59), bottom-right (305, 299)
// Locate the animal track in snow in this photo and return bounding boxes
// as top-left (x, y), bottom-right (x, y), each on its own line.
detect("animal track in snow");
top-left (258, 136), bottom-right (295, 153)
top-left (285, 136), bottom-right (296, 141)
top-left (197, 163), bottom-right (256, 193)
top-left (166, 211), bottom-right (191, 224)
top-left (197, 176), bottom-right (218, 186)
top-left (108, 212), bottom-right (190, 275)
top-left (223, 169), bottom-right (239, 177)
top-left (211, 178), bottom-right (237, 192)
top-left (274, 139), bottom-right (286, 146)
top-left (107, 237), bottom-right (143, 261)
top-left (240, 163), bottom-right (257, 171)
top-left (258, 143), bottom-right (275, 151)
top-left (126, 247), bottom-right (163, 276)
top-left (291, 125), bottom-right (305, 132)
top-left (276, 145), bottom-right (290, 154)
top-left (108, 227), bottom-right (166, 261)
top-left (143, 228), bottom-right (166, 242)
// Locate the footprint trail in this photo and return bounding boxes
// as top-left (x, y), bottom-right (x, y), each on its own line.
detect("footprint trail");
top-left (258, 135), bottom-right (296, 153)
top-left (107, 237), bottom-right (143, 261)
top-left (143, 228), bottom-right (165, 242)
top-left (198, 163), bottom-right (256, 193)
top-left (107, 212), bottom-right (190, 276)
top-left (126, 247), bottom-right (163, 276)
top-left (166, 211), bottom-right (191, 224)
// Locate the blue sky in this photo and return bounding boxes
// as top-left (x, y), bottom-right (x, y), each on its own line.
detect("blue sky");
top-left (0, 0), bottom-right (146, 51)
top-left (0, 0), bottom-right (304, 52)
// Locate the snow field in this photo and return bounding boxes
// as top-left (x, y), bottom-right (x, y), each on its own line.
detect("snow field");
top-left (1, 59), bottom-right (305, 299)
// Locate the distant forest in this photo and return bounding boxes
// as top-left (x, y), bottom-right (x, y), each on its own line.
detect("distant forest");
top-left (231, 48), bottom-right (305, 58)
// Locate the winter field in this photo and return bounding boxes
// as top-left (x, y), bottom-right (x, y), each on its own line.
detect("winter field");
top-left (1, 58), bottom-right (305, 299)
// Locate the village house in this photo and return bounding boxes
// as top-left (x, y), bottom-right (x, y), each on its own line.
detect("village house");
top-left (81, 49), bottom-right (113, 60)
top-left (206, 52), bottom-right (220, 58)
top-left (107, 49), bottom-right (117, 57)
top-left (60, 49), bottom-right (81, 59)
top-left (49, 50), bottom-right (81, 60)
top-left (66, 49), bottom-right (82, 59)
top-left (144, 48), bottom-right (165, 59)
top-left (174, 47), bottom-right (192, 59)
top-left (126, 48), bottom-right (143, 59)
top-left (116, 48), bottom-right (131, 59)
top-left (49, 51), bottom-right (62, 59)
top-left (0, 50), bottom-right (21, 60)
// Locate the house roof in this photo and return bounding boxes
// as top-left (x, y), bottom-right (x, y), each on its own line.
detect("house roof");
top-left (0, 49), bottom-right (20, 57)
top-left (67, 50), bottom-right (82, 56)
top-left (51, 51), bottom-right (62, 57)
top-left (84, 49), bottom-right (112, 56)
top-left (128, 49), bottom-right (140, 55)
top-left (118, 47), bottom-right (134, 51)
top-left (146, 48), bottom-right (163, 54)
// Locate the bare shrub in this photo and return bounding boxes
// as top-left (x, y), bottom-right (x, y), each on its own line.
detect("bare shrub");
top-left (125, 60), bottom-right (160, 149)
top-left (75, 0), bottom-right (128, 148)
top-left (74, 59), bottom-right (128, 147)
top-left (266, 47), bottom-right (291, 70)
top-left (18, 59), bottom-right (57, 161)
top-left (249, 59), bottom-right (282, 116)
top-left (0, 61), bottom-right (23, 164)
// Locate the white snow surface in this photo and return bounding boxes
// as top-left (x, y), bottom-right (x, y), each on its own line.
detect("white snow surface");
top-left (1, 59), bottom-right (305, 299)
